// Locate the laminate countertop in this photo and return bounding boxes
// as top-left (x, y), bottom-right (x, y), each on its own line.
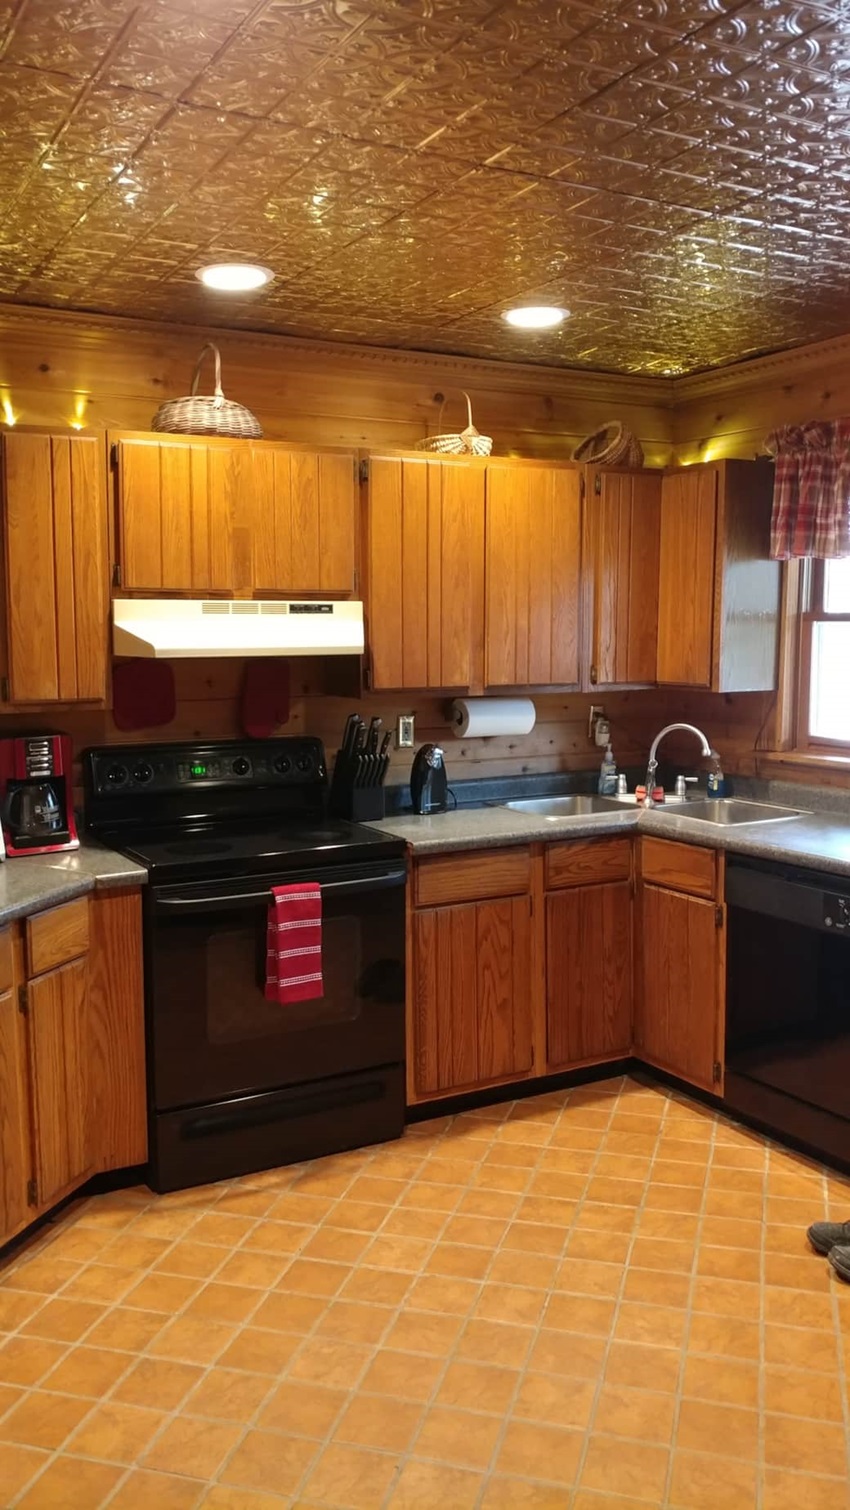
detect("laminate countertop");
top-left (368, 802), bottom-right (850, 879)
top-left (0, 839), bottom-right (147, 926)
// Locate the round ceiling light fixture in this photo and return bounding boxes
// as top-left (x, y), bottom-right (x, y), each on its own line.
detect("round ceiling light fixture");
top-left (502, 304), bottom-right (569, 329)
top-left (196, 263), bottom-right (274, 292)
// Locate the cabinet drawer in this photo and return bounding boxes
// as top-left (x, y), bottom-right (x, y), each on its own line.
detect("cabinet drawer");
top-left (639, 836), bottom-right (717, 899)
top-left (545, 838), bottom-right (632, 891)
top-left (415, 847), bottom-right (531, 907)
top-left (27, 898), bottom-right (89, 977)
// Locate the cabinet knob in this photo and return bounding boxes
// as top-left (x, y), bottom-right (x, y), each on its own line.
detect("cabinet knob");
top-left (589, 665), bottom-right (598, 685)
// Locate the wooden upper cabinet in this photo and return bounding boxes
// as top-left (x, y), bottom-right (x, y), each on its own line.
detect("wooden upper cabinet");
top-left (2, 432), bottom-right (109, 704)
top-left (485, 462), bottom-right (580, 688)
top-left (364, 455), bottom-right (485, 691)
top-left (411, 894), bottom-right (533, 1099)
top-left (113, 434), bottom-right (356, 596)
top-left (657, 459), bottom-right (779, 691)
top-left (583, 467), bottom-right (661, 689)
top-left (635, 881), bottom-right (724, 1093)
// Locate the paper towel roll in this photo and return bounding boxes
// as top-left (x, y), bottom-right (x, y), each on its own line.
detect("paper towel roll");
top-left (451, 698), bottom-right (536, 738)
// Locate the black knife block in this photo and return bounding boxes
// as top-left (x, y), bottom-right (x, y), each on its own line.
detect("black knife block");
top-left (330, 786), bottom-right (386, 823)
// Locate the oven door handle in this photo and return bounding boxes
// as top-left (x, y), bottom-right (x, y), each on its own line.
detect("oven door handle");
top-left (153, 868), bottom-right (407, 911)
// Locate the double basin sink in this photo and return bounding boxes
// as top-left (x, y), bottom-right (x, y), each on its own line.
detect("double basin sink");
top-left (503, 795), bottom-right (806, 827)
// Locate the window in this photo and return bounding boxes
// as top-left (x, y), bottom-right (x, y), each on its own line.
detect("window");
top-left (799, 559), bottom-right (850, 750)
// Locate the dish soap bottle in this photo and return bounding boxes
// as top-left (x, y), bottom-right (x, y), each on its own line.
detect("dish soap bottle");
top-left (707, 755), bottom-right (726, 798)
top-left (598, 743), bottom-right (618, 796)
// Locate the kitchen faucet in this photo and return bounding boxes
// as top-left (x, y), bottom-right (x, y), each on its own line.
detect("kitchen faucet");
top-left (643, 724), bottom-right (718, 808)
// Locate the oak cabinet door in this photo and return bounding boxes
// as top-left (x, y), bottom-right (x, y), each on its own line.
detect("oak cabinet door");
top-left (546, 881), bottom-right (632, 1068)
top-left (28, 958), bottom-right (90, 1209)
top-left (657, 468), bottom-right (718, 687)
top-left (485, 463), bottom-right (580, 688)
top-left (411, 896), bottom-right (533, 1098)
top-left (365, 456), bottom-right (484, 690)
top-left (115, 437), bottom-right (356, 595)
top-left (635, 883), bottom-right (724, 1093)
top-left (3, 433), bottom-right (109, 704)
top-left (584, 468), bottom-right (661, 688)
top-left (0, 945), bottom-right (32, 1245)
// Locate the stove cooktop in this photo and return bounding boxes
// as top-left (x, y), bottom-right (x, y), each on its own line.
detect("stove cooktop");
top-left (99, 817), bottom-right (404, 883)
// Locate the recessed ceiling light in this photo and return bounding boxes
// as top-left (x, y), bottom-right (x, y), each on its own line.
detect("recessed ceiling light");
top-left (196, 263), bottom-right (274, 292)
top-left (502, 305), bottom-right (569, 330)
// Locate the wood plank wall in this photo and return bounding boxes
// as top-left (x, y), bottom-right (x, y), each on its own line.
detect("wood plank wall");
top-left (2, 305), bottom-right (846, 791)
top-left (672, 331), bottom-right (850, 465)
top-left (0, 303), bottom-right (673, 465)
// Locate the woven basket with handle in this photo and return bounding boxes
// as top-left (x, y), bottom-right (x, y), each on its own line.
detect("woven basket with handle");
top-left (574, 420), bottom-right (643, 468)
top-left (152, 342), bottom-right (263, 439)
top-left (415, 390), bottom-right (492, 456)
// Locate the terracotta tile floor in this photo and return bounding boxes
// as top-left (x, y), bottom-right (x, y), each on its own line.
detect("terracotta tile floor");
top-left (2, 1076), bottom-right (850, 1508)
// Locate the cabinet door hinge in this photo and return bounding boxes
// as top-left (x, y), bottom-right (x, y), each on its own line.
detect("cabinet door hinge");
top-left (579, 473), bottom-right (585, 500)
top-left (715, 905), bottom-right (724, 928)
top-left (363, 659), bottom-right (372, 691)
top-left (358, 459), bottom-right (369, 485)
top-left (712, 1061), bottom-right (722, 1084)
top-left (112, 562), bottom-right (122, 588)
top-left (110, 442), bottom-right (118, 468)
top-left (594, 472), bottom-right (602, 495)
top-left (17, 984), bottom-right (28, 1017)
top-left (353, 567), bottom-right (359, 594)
top-left (26, 1178), bottom-right (38, 1208)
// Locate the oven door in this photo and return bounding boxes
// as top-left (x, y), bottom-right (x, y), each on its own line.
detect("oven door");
top-left (147, 859), bottom-right (406, 1113)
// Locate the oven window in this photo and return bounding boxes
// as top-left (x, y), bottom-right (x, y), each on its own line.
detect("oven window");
top-left (207, 914), bottom-right (361, 1042)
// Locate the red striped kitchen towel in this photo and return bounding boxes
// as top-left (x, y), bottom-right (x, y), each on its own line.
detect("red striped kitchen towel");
top-left (265, 883), bottom-right (323, 1004)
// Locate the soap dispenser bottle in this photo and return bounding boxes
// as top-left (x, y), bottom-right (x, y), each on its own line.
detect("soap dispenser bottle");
top-left (707, 755), bottom-right (726, 798)
top-left (598, 743), bottom-right (618, 796)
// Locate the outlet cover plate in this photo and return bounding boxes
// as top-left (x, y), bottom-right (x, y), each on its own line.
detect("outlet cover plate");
top-left (397, 714), bottom-right (415, 749)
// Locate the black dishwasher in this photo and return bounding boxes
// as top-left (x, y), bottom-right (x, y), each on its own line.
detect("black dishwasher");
top-left (725, 855), bottom-right (850, 1168)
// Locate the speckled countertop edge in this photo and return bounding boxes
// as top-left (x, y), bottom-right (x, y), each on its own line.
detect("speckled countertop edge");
top-left (368, 804), bottom-right (850, 879)
top-left (0, 839), bottom-right (147, 926)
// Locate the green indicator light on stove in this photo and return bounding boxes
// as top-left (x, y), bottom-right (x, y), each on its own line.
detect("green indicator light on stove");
top-left (191, 763), bottom-right (206, 777)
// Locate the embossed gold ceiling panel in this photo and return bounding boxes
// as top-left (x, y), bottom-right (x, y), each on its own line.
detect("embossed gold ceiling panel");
top-left (2, 0), bottom-right (850, 374)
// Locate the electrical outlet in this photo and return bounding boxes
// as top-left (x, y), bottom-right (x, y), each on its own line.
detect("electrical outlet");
top-left (594, 717), bottom-right (611, 748)
top-left (397, 714), bottom-right (415, 749)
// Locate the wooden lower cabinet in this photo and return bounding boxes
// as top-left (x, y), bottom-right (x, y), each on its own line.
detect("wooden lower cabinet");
top-left (411, 895), bottom-right (534, 1099)
top-left (28, 957), bottom-right (90, 1209)
top-left (0, 888), bottom-right (147, 1251)
top-left (546, 881), bottom-right (632, 1068)
top-left (635, 882), bottom-right (724, 1092)
top-left (0, 943), bottom-right (31, 1246)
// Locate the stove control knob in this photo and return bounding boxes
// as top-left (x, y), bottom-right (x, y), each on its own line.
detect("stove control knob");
top-left (296, 754), bottom-right (314, 774)
top-left (273, 755), bottom-right (292, 776)
top-left (232, 757), bottom-right (251, 777)
top-left (105, 763), bottom-right (128, 787)
top-left (132, 762), bottom-right (154, 785)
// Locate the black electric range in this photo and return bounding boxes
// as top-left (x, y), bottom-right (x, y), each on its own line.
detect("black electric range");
top-left (84, 738), bottom-right (407, 1192)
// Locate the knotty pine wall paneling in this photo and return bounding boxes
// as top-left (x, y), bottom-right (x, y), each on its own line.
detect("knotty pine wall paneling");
top-left (0, 304), bottom-right (674, 466)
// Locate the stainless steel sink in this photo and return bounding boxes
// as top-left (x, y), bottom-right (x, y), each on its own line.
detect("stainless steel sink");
top-left (658, 798), bottom-right (806, 826)
top-left (502, 795), bottom-right (626, 817)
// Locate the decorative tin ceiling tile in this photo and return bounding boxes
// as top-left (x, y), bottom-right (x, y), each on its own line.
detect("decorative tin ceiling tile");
top-left (3, 0), bottom-right (850, 372)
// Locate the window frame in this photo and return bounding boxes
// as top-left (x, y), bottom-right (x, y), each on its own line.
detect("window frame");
top-left (795, 560), bottom-right (850, 755)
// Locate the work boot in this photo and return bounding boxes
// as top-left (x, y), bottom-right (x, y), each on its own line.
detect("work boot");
top-left (828, 1245), bottom-right (850, 1282)
top-left (808, 1220), bottom-right (850, 1256)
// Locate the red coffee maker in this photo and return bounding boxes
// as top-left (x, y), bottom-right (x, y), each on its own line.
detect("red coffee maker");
top-left (0, 734), bottom-right (79, 857)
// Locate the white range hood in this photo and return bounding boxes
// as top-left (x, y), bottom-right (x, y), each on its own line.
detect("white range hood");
top-left (113, 599), bottom-right (364, 659)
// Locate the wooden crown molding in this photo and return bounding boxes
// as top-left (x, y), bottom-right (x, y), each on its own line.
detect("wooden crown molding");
top-left (0, 301), bottom-right (671, 408)
top-left (674, 330), bottom-right (850, 401)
